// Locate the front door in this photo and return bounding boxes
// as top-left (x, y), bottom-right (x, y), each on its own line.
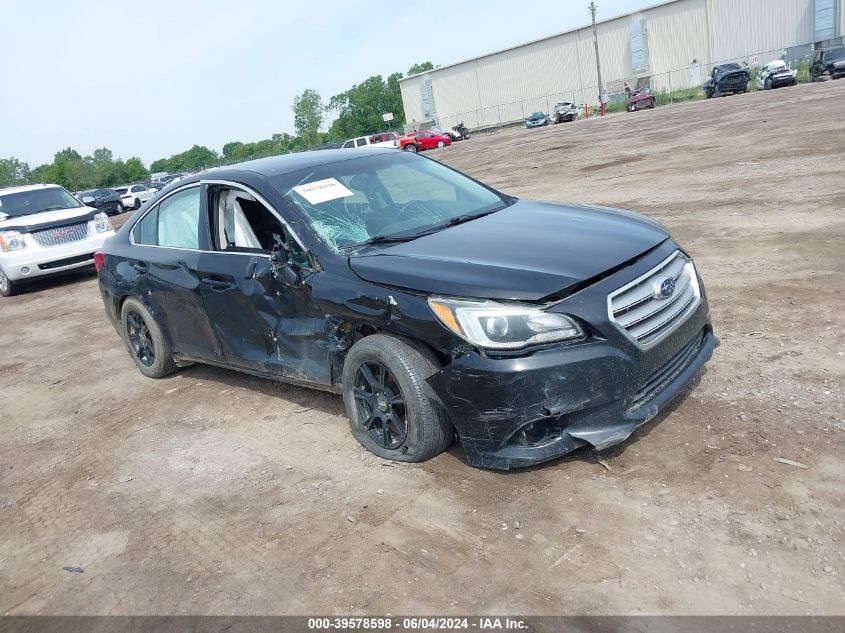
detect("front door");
top-left (196, 183), bottom-right (332, 386)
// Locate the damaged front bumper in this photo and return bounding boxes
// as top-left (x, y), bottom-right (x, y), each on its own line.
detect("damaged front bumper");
top-left (428, 289), bottom-right (717, 469)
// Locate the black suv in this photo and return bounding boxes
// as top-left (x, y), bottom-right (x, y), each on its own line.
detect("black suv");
top-left (96, 149), bottom-right (716, 470)
top-left (704, 63), bottom-right (750, 98)
top-left (77, 188), bottom-right (125, 215)
top-left (811, 46), bottom-right (845, 81)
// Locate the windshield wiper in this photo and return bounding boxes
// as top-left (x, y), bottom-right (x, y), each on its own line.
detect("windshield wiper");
top-left (411, 208), bottom-right (501, 237)
top-left (347, 233), bottom-right (418, 249)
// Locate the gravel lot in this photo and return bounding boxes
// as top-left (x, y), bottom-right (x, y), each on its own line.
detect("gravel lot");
top-left (1, 81), bottom-right (843, 616)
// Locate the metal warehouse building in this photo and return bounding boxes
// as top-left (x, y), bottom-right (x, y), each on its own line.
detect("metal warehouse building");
top-left (400, 0), bottom-right (844, 130)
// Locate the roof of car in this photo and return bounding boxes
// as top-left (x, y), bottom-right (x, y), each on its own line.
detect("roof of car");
top-left (199, 148), bottom-right (398, 179)
top-left (0, 183), bottom-right (63, 196)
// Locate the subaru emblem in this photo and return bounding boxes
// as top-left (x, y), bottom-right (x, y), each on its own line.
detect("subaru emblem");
top-left (653, 276), bottom-right (675, 300)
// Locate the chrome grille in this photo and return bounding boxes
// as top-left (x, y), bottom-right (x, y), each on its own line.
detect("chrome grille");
top-left (608, 250), bottom-right (701, 347)
top-left (30, 222), bottom-right (90, 247)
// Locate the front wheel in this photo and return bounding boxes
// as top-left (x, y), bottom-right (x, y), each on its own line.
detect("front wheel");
top-left (404, 144), bottom-right (417, 152)
top-left (765, 78), bottom-right (772, 90)
top-left (437, 140), bottom-right (445, 148)
top-left (0, 267), bottom-right (20, 297)
top-left (120, 297), bottom-right (177, 378)
top-left (342, 334), bottom-right (453, 463)
top-left (133, 198), bottom-right (141, 210)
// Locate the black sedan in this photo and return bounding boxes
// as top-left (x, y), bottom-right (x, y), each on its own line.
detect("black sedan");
top-left (704, 62), bottom-right (750, 97)
top-left (77, 188), bottom-right (125, 215)
top-left (96, 149), bottom-right (716, 469)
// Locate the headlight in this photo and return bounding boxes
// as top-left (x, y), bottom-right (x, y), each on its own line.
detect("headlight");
top-left (94, 212), bottom-right (113, 233)
top-left (428, 297), bottom-right (583, 350)
top-left (0, 230), bottom-right (26, 252)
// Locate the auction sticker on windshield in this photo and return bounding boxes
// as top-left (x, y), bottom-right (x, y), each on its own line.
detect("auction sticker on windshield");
top-left (292, 178), bottom-right (354, 205)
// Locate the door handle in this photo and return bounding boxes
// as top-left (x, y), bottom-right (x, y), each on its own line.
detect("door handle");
top-left (201, 277), bottom-right (235, 292)
top-left (132, 261), bottom-right (148, 274)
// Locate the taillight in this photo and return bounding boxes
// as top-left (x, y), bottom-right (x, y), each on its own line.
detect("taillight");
top-left (94, 252), bottom-right (105, 272)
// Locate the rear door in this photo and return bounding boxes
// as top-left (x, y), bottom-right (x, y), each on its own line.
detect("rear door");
top-left (130, 185), bottom-right (221, 361)
top-left (196, 182), bottom-right (332, 386)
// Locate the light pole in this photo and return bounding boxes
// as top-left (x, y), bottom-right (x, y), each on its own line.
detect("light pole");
top-left (589, 1), bottom-right (605, 116)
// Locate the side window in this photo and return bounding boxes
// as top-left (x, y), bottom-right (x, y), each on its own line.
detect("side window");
top-left (342, 140), bottom-right (354, 148)
top-left (355, 137), bottom-right (368, 147)
top-left (158, 187), bottom-right (201, 249)
top-left (214, 188), bottom-right (309, 267)
top-left (132, 187), bottom-right (200, 248)
top-left (135, 207), bottom-right (159, 245)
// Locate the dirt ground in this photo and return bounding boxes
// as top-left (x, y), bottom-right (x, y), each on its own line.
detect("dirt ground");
top-left (1, 81), bottom-right (843, 616)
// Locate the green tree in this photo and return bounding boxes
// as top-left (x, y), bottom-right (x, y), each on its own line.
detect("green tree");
top-left (0, 157), bottom-right (31, 187)
top-left (292, 88), bottom-right (324, 147)
top-left (407, 61), bottom-right (434, 76)
top-left (327, 71), bottom-right (406, 139)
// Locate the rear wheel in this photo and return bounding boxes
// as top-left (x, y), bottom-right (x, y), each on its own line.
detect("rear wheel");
top-left (120, 297), bottom-right (177, 378)
top-left (0, 267), bottom-right (20, 297)
top-left (342, 334), bottom-right (452, 463)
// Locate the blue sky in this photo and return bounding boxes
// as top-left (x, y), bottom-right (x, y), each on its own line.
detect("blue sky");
top-left (0, 0), bottom-right (653, 166)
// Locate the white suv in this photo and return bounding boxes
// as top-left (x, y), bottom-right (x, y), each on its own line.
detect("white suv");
top-left (114, 183), bottom-right (156, 210)
top-left (0, 184), bottom-right (115, 296)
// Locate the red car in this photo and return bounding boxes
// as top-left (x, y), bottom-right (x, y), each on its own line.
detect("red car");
top-left (401, 130), bottom-right (452, 152)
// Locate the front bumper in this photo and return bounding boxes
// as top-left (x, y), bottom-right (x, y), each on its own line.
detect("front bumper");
top-left (427, 242), bottom-right (717, 470)
top-left (1, 231), bottom-right (114, 282)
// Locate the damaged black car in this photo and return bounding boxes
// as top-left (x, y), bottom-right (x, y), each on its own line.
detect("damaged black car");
top-left (704, 62), bottom-right (750, 98)
top-left (96, 149), bottom-right (717, 469)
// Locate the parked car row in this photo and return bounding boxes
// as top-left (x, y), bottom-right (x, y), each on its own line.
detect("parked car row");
top-left (342, 123), bottom-right (470, 154)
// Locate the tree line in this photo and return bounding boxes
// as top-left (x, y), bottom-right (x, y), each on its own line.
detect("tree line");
top-left (1, 62), bottom-right (434, 191)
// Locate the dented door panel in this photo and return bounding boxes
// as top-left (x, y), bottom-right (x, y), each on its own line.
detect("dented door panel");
top-left (197, 251), bottom-right (332, 385)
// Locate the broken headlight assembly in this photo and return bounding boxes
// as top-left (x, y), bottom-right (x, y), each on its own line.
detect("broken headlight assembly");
top-left (93, 212), bottom-right (113, 233)
top-left (0, 230), bottom-right (26, 252)
top-left (428, 297), bottom-right (583, 350)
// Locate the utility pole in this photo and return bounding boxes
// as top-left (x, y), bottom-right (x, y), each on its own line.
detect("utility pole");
top-left (589, 1), bottom-right (605, 116)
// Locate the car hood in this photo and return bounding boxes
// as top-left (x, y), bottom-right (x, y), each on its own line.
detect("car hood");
top-left (0, 206), bottom-right (96, 231)
top-left (348, 200), bottom-right (669, 301)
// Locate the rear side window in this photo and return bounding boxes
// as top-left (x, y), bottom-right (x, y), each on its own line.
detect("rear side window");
top-left (355, 138), bottom-right (368, 147)
top-left (133, 187), bottom-right (200, 249)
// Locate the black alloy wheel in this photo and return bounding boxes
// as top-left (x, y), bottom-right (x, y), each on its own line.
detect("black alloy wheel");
top-left (353, 361), bottom-right (408, 450)
top-left (126, 310), bottom-right (155, 367)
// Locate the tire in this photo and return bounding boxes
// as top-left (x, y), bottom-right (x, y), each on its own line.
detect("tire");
top-left (342, 334), bottom-right (453, 463)
top-left (0, 266), bottom-right (20, 297)
top-left (765, 78), bottom-right (772, 90)
top-left (404, 144), bottom-right (417, 153)
top-left (648, 99), bottom-right (655, 109)
top-left (118, 203), bottom-right (126, 214)
top-left (437, 140), bottom-right (445, 148)
top-left (715, 85), bottom-right (723, 97)
top-left (120, 297), bottom-right (177, 379)
top-left (705, 89), bottom-right (713, 99)
top-left (133, 198), bottom-right (141, 210)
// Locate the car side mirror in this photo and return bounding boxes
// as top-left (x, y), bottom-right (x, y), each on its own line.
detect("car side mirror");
top-left (271, 246), bottom-right (301, 287)
top-left (82, 196), bottom-right (95, 205)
